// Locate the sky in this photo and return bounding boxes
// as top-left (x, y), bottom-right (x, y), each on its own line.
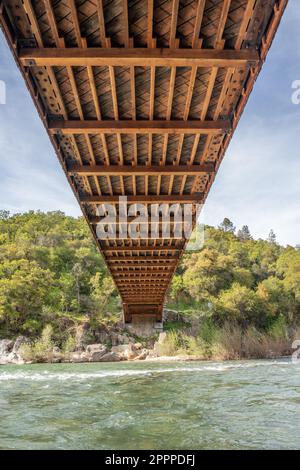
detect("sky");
top-left (0, 2), bottom-right (299, 246)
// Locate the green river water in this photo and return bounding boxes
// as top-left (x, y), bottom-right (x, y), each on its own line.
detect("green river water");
top-left (0, 359), bottom-right (299, 450)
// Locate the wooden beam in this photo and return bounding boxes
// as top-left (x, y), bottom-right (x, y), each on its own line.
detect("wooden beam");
top-left (106, 256), bottom-right (178, 262)
top-left (90, 216), bottom-right (188, 224)
top-left (122, 300), bottom-right (164, 303)
top-left (114, 271), bottom-right (169, 280)
top-left (49, 119), bottom-right (230, 135)
top-left (70, 163), bottom-right (214, 176)
top-left (82, 194), bottom-right (203, 203)
top-left (102, 246), bottom-right (182, 252)
top-left (111, 266), bottom-right (172, 280)
top-left (19, 48), bottom-right (259, 68)
top-left (110, 264), bottom-right (175, 269)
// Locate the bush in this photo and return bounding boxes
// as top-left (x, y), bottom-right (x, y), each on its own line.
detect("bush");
top-left (63, 334), bottom-right (77, 354)
top-left (19, 324), bottom-right (55, 362)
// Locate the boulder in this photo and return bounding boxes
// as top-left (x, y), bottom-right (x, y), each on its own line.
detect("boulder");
top-left (98, 352), bottom-right (121, 362)
top-left (0, 339), bottom-right (22, 364)
top-left (70, 351), bottom-right (90, 363)
top-left (86, 343), bottom-right (105, 354)
top-left (0, 339), bottom-right (13, 355)
top-left (86, 344), bottom-right (108, 362)
top-left (12, 336), bottom-right (30, 354)
top-left (134, 348), bottom-right (149, 360)
top-left (111, 344), bottom-right (138, 360)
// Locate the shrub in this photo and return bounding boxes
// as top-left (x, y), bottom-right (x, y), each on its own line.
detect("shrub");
top-left (19, 324), bottom-right (55, 362)
top-left (63, 334), bottom-right (77, 354)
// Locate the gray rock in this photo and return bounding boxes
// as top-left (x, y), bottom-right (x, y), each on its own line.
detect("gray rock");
top-left (0, 351), bottom-right (24, 365)
top-left (134, 348), bottom-right (149, 360)
top-left (12, 336), bottom-right (29, 354)
top-left (90, 351), bottom-right (108, 362)
top-left (86, 343), bottom-right (106, 354)
top-left (98, 352), bottom-right (121, 362)
top-left (111, 344), bottom-right (138, 360)
top-left (0, 339), bottom-right (14, 355)
top-left (70, 352), bottom-right (90, 363)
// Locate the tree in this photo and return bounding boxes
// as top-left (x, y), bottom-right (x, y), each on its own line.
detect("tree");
top-left (170, 275), bottom-right (185, 306)
top-left (219, 218), bottom-right (235, 233)
top-left (237, 225), bottom-right (252, 241)
top-left (268, 229), bottom-right (276, 244)
top-left (0, 260), bottom-right (54, 334)
top-left (217, 283), bottom-right (265, 328)
top-left (0, 210), bottom-right (10, 220)
top-left (90, 272), bottom-right (115, 316)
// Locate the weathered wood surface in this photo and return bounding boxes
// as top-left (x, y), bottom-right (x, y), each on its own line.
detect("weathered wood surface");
top-left (0, 0), bottom-right (287, 322)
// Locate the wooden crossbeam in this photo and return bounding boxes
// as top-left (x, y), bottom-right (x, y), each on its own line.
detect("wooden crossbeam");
top-left (90, 216), bottom-right (188, 224)
top-left (117, 279), bottom-right (171, 283)
top-left (110, 263), bottom-right (175, 269)
top-left (102, 246), bottom-right (182, 252)
top-left (124, 300), bottom-right (164, 303)
top-left (114, 268), bottom-right (170, 279)
top-left (83, 194), bottom-right (203, 203)
top-left (19, 47), bottom-right (259, 68)
top-left (106, 256), bottom-right (178, 262)
top-left (71, 163), bottom-right (214, 176)
top-left (49, 119), bottom-right (230, 135)
top-left (100, 236), bottom-right (186, 241)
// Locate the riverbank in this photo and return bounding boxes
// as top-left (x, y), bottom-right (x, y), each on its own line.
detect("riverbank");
top-left (1, 321), bottom-right (297, 365)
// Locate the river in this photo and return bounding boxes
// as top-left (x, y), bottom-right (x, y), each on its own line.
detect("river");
top-left (0, 359), bottom-right (299, 449)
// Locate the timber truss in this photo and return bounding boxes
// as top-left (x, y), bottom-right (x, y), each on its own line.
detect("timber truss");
top-left (0, 0), bottom-right (287, 321)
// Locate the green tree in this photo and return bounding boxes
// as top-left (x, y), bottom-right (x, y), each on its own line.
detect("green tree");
top-left (217, 283), bottom-right (265, 327)
top-left (268, 229), bottom-right (276, 244)
top-left (237, 225), bottom-right (252, 241)
top-left (219, 218), bottom-right (235, 233)
top-left (0, 260), bottom-right (54, 334)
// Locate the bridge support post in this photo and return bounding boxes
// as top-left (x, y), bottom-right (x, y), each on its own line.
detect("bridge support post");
top-left (123, 303), bottom-right (163, 337)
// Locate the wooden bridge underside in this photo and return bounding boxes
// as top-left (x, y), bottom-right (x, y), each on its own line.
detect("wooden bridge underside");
top-left (0, 0), bottom-right (286, 322)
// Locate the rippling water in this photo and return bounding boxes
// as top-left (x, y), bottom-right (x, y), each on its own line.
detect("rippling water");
top-left (0, 359), bottom-right (299, 449)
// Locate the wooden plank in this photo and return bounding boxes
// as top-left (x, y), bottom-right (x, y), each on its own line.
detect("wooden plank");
top-left (102, 246), bottom-right (182, 252)
top-left (70, 163), bottom-right (213, 176)
top-left (49, 119), bottom-right (230, 135)
top-left (106, 256), bottom-right (178, 262)
top-left (20, 48), bottom-right (259, 68)
top-left (90, 217), bottom-right (189, 224)
top-left (110, 264), bottom-right (175, 269)
top-left (116, 270), bottom-right (173, 275)
top-left (82, 194), bottom-right (202, 204)
top-left (192, 0), bottom-right (205, 48)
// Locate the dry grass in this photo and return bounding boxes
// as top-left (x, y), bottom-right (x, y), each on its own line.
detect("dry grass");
top-left (159, 321), bottom-right (298, 360)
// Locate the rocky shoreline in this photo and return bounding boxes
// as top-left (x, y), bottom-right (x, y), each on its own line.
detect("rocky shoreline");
top-left (0, 332), bottom-right (176, 365)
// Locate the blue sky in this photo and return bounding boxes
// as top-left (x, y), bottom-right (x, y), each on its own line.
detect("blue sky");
top-left (0, 1), bottom-right (299, 246)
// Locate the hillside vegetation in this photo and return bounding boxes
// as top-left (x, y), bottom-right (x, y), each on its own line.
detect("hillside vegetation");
top-left (0, 211), bottom-right (299, 359)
